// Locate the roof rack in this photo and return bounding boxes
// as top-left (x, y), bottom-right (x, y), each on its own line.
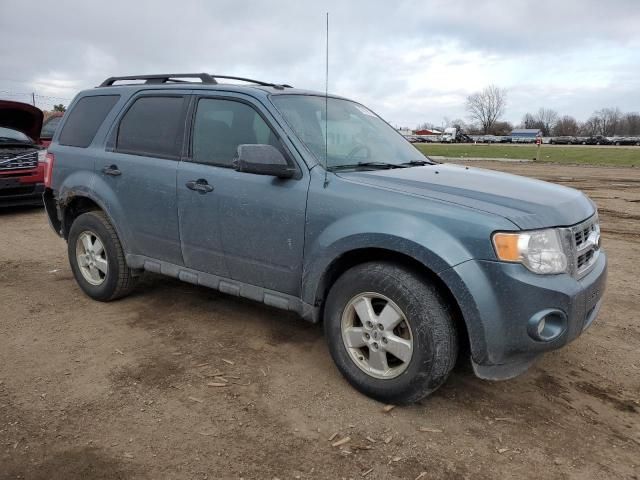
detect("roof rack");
top-left (211, 75), bottom-right (292, 89)
top-left (98, 73), bottom-right (292, 89)
top-left (99, 73), bottom-right (216, 87)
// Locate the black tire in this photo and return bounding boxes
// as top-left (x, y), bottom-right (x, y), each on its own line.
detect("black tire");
top-left (324, 262), bottom-right (458, 404)
top-left (67, 211), bottom-right (137, 301)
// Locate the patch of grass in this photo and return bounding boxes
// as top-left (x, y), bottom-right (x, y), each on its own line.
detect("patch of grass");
top-left (414, 143), bottom-right (640, 167)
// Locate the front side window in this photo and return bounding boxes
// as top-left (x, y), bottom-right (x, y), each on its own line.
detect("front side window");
top-left (191, 98), bottom-right (282, 167)
top-left (271, 95), bottom-right (429, 169)
top-left (116, 96), bottom-right (186, 158)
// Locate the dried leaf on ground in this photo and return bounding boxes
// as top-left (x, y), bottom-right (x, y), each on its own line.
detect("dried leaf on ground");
top-left (331, 436), bottom-right (351, 447)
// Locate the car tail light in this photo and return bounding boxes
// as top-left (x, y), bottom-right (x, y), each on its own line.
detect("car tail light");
top-left (44, 152), bottom-right (55, 188)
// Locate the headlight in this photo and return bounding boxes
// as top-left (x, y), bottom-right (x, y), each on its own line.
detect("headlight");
top-left (492, 228), bottom-right (567, 274)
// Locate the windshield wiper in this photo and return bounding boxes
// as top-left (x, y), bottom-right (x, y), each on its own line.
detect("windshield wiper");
top-left (329, 161), bottom-right (406, 171)
top-left (398, 160), bottom-right (432, 167)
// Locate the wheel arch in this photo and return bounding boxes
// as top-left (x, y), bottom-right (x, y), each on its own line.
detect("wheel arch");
top-left (60, 195), bottom-right (102, 239)
top-left (58, 192), bottom-right (131, 255)
top-left (310, 246), bottom-right (471, 358)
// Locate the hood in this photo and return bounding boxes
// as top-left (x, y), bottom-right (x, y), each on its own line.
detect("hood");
top-left (0, 100), bottom-right (44, 142)
top-left (337, 164), bottom-right (595, 230)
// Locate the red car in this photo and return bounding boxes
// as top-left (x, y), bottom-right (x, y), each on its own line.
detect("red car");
top-left (0, 100), bottom-right (46, 207)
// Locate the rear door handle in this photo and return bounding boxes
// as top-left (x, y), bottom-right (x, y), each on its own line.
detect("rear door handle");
top-left (102, 164), bottom-right (121, 176)
top-left (186, 178), bottom-right (214, 193)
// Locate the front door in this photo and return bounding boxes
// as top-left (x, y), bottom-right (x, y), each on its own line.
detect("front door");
top-left (178, 95), bottom-right (309, 295)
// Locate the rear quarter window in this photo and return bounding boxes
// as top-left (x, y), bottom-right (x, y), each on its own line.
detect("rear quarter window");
top-left (58, 95), bottom-right (120, 148)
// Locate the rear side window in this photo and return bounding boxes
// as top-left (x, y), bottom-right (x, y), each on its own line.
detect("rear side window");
top-left (116, 96), bottom-right (186, 159)
top-left (58, 95), bottom-right (119, 147)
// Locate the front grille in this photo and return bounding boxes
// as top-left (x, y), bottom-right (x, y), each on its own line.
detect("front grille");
top-left (0, 150), bottom-right (39, 171)
top-left (577, 249), bottom-right (595, 269)
top-left (574, 222), bottom-right (596, 248)
top-left (569, 215), bottom-right (600, 278)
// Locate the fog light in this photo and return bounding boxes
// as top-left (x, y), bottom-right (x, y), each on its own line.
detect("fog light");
top-left (528, 309), bottom-right (566, 342)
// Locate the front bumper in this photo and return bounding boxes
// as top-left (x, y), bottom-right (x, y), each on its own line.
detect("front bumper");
top-left (0, 163), bottom-right (45, 207)
top-left (446, 251), bottom-right (607, 379)
top-left (0, 181), bottom-right (45, 207)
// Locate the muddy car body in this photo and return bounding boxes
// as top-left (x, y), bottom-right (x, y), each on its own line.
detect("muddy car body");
top-left (43, 73), bottom-right (607, 403)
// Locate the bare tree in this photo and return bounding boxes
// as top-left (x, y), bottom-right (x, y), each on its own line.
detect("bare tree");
top-left (553, 115), bottom-right (579, 136)
top-left (521, 113), bottom-right (539, 129)
top-left (580, 117), bottom-right (598, 136)
top-left (535, 108), bottom-right (558, 136)
top-left (490, 121), bottom-right (513, 136)
top-left (466, 85), bottom-right (507, 134)
top-left (621, 112), bottom-right (640, 135)
top-left (415, 122), bottom-right (437, 131)
top-left (593, 108), bottom-right (622, 136)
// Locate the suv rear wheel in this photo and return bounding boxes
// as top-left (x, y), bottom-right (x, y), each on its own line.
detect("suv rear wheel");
top-left (68, 211), bottom-right (137, 301)
top-left (324, 262), bottom-right (458, 404)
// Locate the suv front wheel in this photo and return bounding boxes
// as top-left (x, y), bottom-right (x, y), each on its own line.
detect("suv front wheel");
top-left (68, 211), bottom-right (137, 301)
top-left (324, 262), bottom-right (458, 404)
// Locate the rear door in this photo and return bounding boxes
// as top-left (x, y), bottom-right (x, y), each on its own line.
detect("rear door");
top-left (96, 93), bottom-right (190, 265)
top-left (177, 94), bottom-right (309, 295)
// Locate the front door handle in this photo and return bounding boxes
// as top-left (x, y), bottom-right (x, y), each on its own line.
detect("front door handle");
top-left (102, 164), bottom-right (122, 176)
top-left (186, 178), bottom-right (214, 193)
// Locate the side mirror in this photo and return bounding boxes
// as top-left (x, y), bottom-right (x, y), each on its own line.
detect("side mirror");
top-left (233, 144), bottom-right (296, 178)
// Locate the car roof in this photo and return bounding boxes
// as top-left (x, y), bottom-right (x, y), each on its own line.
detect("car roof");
top-left (81, 82), bottom-right (348, 101)
top-left (76, 73), bottom-right (350, 102)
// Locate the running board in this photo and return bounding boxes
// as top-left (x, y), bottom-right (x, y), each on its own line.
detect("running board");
top-left (126, 254), bottom-right (319, 323)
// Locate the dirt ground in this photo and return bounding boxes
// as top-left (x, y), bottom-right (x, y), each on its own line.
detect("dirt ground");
top-left (1, 161), bottom-right (638, 480)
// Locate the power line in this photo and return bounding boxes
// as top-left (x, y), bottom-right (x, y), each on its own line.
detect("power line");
top-left (0, 90), bottom-right (72, 101)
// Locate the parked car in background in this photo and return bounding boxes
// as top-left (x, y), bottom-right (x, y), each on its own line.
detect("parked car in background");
top-left (584, 135), bottom-right (611, 145)
top-left (482, 135), bottom-right (500, 143)
top-left (549, 136), bottom-right (577, 145)
top-left (44, 73), bottom-right (607, 403)
top-left (611, 136), bottom-right (640, 146)
top-left (40, 112), bottom-right (64, 148)
top-left (0, 100), bottom-right (45, 207)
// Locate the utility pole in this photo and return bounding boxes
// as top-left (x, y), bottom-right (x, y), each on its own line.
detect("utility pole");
top-left (31, 92), bottom-right (36, 106)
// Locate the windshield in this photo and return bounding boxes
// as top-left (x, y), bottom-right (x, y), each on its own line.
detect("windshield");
top-left (0, 126), bottom-right (33, 144)
top-left (41, 116), bottom-right (62, 139)
top-left (271, 95), bottom-right (431, 169)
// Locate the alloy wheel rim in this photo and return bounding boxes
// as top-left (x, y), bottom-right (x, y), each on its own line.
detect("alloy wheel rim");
top-left (341, 292), bottom-right (414, 380)
top-left (75, 231), bottom-right (108, 286)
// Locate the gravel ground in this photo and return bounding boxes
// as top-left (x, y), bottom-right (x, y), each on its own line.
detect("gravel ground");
top-left (0, 161), bottom-right (638, 480)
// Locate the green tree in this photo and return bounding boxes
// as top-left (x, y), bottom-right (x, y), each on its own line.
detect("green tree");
top-left (53, 104), bottom-right (66, 112)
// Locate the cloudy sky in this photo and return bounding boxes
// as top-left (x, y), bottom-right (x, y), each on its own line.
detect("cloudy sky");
top-left (1, 0), bottom-right (639, 128)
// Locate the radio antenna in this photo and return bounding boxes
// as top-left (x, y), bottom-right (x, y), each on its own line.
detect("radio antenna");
top-left (323, 12), bottom-right (329, 188)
